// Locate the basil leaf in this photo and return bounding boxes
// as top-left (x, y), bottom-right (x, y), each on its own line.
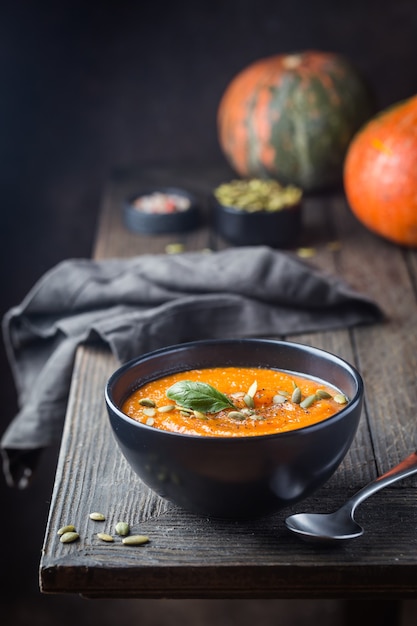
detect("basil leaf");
top-left (166, 380), bottom-right (236, 413)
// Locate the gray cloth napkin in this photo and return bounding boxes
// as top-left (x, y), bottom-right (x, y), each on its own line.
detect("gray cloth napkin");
top-left (1, 246), bottom-right (383, 487)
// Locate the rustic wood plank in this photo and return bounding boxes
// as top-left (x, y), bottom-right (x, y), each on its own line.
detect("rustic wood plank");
top-left (40, 167), bottom-right (417, 599)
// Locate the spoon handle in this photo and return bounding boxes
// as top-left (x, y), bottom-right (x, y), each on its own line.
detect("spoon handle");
top-left (347, 450), bottom-right (417, 514)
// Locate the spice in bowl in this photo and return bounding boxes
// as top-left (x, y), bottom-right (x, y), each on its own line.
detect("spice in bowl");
top-left (124, 187), bottom-right (200, 234)
top-left (132, 191), bottom-right (191, 215)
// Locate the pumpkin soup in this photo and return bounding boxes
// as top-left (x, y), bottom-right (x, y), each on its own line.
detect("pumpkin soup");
top-left (122, 367), bottom-right (348, 437)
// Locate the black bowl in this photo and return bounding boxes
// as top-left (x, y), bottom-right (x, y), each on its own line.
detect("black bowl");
top-left (212, 196), bottom-right (302, 247)
top-left (105, 339), bottom-right (363, 519)
top-left (124, 187), bottom-right (200, 234)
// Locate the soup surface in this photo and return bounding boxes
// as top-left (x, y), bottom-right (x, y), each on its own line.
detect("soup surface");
top-left (122, 367), bottom-right (348, 437)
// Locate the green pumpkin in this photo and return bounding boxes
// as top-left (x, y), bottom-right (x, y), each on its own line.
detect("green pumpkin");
top-left (217, 51), bottom-right (375, 191)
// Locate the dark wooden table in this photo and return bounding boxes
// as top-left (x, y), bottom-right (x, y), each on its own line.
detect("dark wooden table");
top-left (39, 165), bottom-right (417, 601)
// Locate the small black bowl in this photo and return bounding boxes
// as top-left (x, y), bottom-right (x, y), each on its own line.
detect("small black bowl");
top-left (105, 339), bottom-right (363, 519)
top-left (124, 187), bottom-right (200, 234)
top-left (212, 196), bottom-right (302, 248)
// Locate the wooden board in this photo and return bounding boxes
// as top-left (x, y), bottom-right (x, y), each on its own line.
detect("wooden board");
top-left (39, 166), bottom-right (417, 598)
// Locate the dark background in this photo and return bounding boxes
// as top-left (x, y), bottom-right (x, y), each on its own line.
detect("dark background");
top-left (1, 1), bottom-right (416, 624)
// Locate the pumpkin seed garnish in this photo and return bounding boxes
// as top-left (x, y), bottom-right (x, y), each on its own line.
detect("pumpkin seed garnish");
top-left (243, 393), bottom-right (255, 408)
top-left (334, 393), bottom-right (348, 404)
top-left (115, 521), bottom-right (130, 536)
top-left (139, 398), bottom-right (156, 408)
top-left (300, 394), bottom-right (318, 409)
top-left (316, 389), bottom-right (332, 399)
top-left (97, 533), bottom-right (114, 542)
top-left (291, 387), bottom-right (302, 404)
top-left (122, 535), bottom-right (150, 546)
top-left (60, 531), bottom-right (79, 544)
top-left (193, 410), bottom-right (208, 419)
top-left (57, 524), bottom-right (76, 536)
top-left (145, 417), bottom-right (155, 426)
top-left (273, 394), bottom-right (287, 404)
top-left (247, 380), bottom-right (258, 398)
top-left (89, 512), bottom-right (106, 521)
top-left (229, 411), bottom-right (246, 420)
top-left (158, 404), bottom-right (176, 413)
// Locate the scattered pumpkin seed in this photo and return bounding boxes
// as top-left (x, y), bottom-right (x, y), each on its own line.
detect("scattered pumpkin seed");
top-left (89, 512), bottom-right (106, 521)
top-left (243, 393), bottom-right (255, 408)
top-left (115, 522), bottom-right (130, 536)
top-left (297, 247), bottom-right (316, 258)
top-left (165, 243), bottom-right (185, 255)
top-left (316, 389), bottom-right (332, 399)
top-left (145, 417), bottom-right (155, 426)
top-left (139, 398), bottom-right (156, 408)
top-left (326, 240), bottom-right (341, 252)
top-left (158, 404), bottom-right (176, 413)
top-left (60, 531), bottom-right (79, 544)
top-left (122, 535), bottom-right (150, 546)
top-left (97, 533), bottom-right (114, 542)
top-left (291, 387), bottom-right (302, 404)
top-left (247, 380), bottom-right (258, 398)
top-left (57, 524), bottom-right (76, 536)
top-left (229, 411), bottom-right (246, 420)
top-left (143, 407), bottom-right (156, 417)
top-left (273, 394), bottom-right (287, 404)
top-left (300, 394), bottom-right (318, 409)
top-left (334, 393), bottom-right (348, 404)
top-left (193, 410), bottom-right (208, 419)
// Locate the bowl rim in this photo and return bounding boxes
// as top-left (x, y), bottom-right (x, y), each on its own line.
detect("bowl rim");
top-left (105, 338), bottom-right (364, 442)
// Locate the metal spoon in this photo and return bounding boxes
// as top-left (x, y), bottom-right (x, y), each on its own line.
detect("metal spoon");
top-left (285, 450), bottom-right (417, 543)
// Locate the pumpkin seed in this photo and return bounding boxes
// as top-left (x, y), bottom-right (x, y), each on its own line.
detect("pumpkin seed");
top-left (122, 535), bottom-right (150, 546)
top-left (316, 389), bottom-right (332, 399)
top-left (60, 531), bottom-right (79, 544)
top-left (165, 243), bottom-right (185, 255)
top-left (115, 521), bottom-right (130, 536)
top-left (247, 380), bottom-right (258, 398)
top-left (97, 533), bottom-right (114, 543)
top-left (145, 417), bottom-right (155, 426)
top-left (139, 398), bottom-right (156, 408)
top-left (89, 512), bottom-right (106, 521)
top-left (193, 410), bottom-right (208, 419)
top-left (243, 393), bottom-right (255, 408)
top-left (300, 394), bottom-right (318, 409)
top-left (273, 394), bottom-right (287, 404)
top-left (291, 387), bottom-right (302, 404)
top-left (177, 405), bottom-right (193, 413)
top-left (158, 404), bottom-right (176, 413)
top-left (143, 407), bottom-right (156, 417)
top-left (229, 411), bottom-right (246, 420)
top-left (57, 524), bottom-right (76, 536)
top-left (334, 393), bottom-right (348, 404)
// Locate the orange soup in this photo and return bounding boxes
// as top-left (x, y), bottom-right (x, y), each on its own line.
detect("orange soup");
top-left (122, 367), bottom-right (348, 437)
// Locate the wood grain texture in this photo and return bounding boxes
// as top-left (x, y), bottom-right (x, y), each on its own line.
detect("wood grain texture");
top-left (40, 166), bottom-right (417, 598)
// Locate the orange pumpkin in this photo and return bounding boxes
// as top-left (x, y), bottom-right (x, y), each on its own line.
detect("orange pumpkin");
top-left (217, 51), bottom-right (374, 191)
top-left (344, 94), bottom-right (417, 247)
